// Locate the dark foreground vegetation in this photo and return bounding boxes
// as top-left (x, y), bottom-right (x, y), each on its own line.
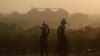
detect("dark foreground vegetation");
top-left (0, 22), bottom-right (100, 56)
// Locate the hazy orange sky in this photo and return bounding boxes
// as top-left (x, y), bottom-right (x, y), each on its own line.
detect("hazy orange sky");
top-left (0, 0), bottom-right (100, 14)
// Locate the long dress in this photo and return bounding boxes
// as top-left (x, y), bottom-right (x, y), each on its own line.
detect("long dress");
top-left (57, 25), bottom-right (67, 56)
top-left (39, 24), bottom-right (49, 56)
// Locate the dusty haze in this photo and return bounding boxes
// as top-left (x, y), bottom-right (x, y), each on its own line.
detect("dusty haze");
top-left (0, 0), bottom-right (100, 14)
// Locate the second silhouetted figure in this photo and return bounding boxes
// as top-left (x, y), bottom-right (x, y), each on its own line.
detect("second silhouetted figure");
top-left (57, 19), bottom-right (68, 56)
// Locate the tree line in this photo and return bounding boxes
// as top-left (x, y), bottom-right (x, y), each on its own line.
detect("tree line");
top-left (0, 22), bottom-right (100, 56)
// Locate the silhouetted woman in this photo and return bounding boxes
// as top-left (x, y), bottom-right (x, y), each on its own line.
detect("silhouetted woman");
top-left (39, 22), bottom-right (50, 56)
top-left (57, 19), bottom-right (68, 56)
